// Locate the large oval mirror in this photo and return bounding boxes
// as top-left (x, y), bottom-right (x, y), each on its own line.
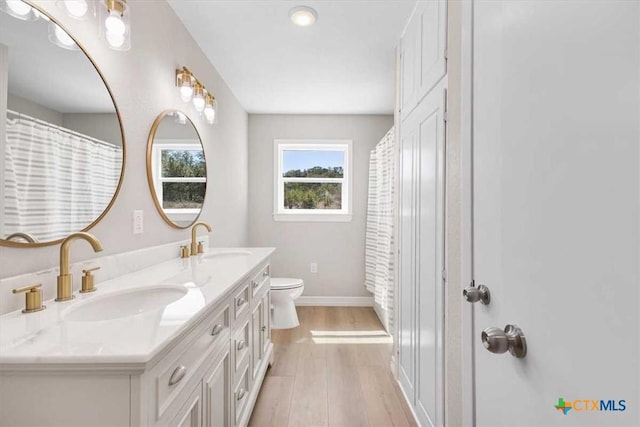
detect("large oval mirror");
top-left (0, 2), bottom-right (125, 247)
top-left (147, 110), bottom-right (206, 229)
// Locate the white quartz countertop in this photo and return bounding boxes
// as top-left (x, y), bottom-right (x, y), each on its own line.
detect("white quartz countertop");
top-left (0, 247), bottom-right (275, 369)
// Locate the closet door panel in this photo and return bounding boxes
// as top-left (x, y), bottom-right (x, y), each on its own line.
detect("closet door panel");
top-left (418, 0), bottom-right (447, 100)
top-left (414, 81), bottom-right (446, 427)
top-left (400, 10), bottom-right (420, 119)
top-left (398, 111), bottom-right (418, 401)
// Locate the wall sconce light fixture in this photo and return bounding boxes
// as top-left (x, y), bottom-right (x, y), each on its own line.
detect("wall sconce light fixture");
top-left (204, 94), bottom-right (217, 125)
top-left (176, 67), bottom-right (195, 102)
top-left (98, 0), bottom-right (130, 51)
top-left (175, 67), bottom-right (217, 125)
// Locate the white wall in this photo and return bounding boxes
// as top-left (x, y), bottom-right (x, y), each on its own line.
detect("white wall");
top-left (0, 0), bottom-right (249, 278)
top-left (248, 114), bottom-right (393, 299)
top-left (7, 94), bottom-right (63, 125)
top-left (63, 113), bottom-right (122, 146)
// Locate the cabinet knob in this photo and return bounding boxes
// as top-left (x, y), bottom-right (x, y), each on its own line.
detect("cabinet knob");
top-left (262, 270), bottom-right (269, 277)
top-left (168, 365), bottom-right (187, 386)
top-left (261, 326), bottom-right (267, 332)
top-left (252, 280), bottom-right (259, 289)
top-left (211, 324), bottom-right (223, 336)
top-left (236, 297), bottom-right (246, 307)
top-left (237, 340), bottom-right (245, 351)
top-left (237, 388), bottom-right (246, 401)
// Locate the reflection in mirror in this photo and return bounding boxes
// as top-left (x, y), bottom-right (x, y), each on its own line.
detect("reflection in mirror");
top-left (0, 2), bottom-right (124, 246)
top-left (147, 111), bottom-right (206, 229)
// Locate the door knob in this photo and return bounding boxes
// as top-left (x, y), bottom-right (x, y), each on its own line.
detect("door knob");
top-left (463, 281), bottom-right (490, 305)
top-left (481, 324), bottom-right (526, 358)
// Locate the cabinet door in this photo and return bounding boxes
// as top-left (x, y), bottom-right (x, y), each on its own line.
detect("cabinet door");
top-left (414, 80), bottom-right (446, 427)
top-left (400, 14), bottom-right (419, 117)
top-left (417, 0), bottom-right (447, 99)
top-left (261, 290), bottom-right (271, 356)
top-left (204, 348), bottom-right (230, 427)
top-left (251, 299), bottom-right (264, 380)
top-left (172, 381), bottom-right (203, 427)
top-left (398, 107), bottom-right (418, 402)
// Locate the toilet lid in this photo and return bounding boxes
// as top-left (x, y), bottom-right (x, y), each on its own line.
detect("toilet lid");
top-left (270, 277), bottom-right (304, 290)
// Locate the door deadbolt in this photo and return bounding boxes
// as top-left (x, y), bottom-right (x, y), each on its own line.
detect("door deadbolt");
top-left (481, 324), bottom-right (527, 358)
top-left (463, 281), bottom-right (490, 305)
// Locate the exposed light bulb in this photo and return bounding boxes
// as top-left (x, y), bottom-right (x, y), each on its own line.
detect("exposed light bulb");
top-left (63, 0), bottom-right (88, 18)
top-left (180, 85), bottom-right (193, 102)
top-left (106, 30), bottom-right (124, 48)
top-left (6, 0), bottom-right (31, 16)
top-left (105, 9), bottom-right (125, 35)
top-left (204, 108), bottom-right (215, 124)
top-left (193, 95), bottom-right (205, 112)
top-left (54, 24), bottom-right (75, 47)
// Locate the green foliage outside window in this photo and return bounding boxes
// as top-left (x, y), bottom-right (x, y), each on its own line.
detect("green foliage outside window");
top-left (161, 150), bottom-right (206, 209)
top-left (283, 166), bottom-right (342, 210)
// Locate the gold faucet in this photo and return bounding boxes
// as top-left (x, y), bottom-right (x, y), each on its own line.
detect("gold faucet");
top-left (56, 232), bottom-right (103, 301)
top-left (190, 222), bottom-right (212, 255)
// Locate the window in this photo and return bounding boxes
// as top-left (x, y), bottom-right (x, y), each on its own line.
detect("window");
top-left (151, 142), bottom-right (206, 220)
top-left (274, 140), bottom-right (352, 222)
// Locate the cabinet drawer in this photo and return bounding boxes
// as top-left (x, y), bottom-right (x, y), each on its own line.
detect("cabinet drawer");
top-left (250, 264), bottom-right (270, 299)
top-left (154, 304), bottom-right (230, 420)
top-left (233, 363), bottom-right (250, 426)
top-left (233, 319), bottom-right (250, 376)
top-left (233, 283), bottom-right (250, 321)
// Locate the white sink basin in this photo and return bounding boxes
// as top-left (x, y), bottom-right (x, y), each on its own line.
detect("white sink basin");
top-left (201, 250), bottom-right (252, 260)
top-left (63, 286), bottom-right (188, 322)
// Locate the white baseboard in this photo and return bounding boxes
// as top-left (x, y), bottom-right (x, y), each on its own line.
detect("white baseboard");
top-left (295, 296), bottom-right (374, 307)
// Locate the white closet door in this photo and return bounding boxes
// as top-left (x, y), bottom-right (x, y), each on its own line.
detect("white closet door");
top-left (415, 80), bottom-right (446, 427)
top-left (398, 108), bottom-right (418, 401)
top-left (400, 14), bottom-right (420, 118)
top-left (417, 0), bottom-right (447, 99)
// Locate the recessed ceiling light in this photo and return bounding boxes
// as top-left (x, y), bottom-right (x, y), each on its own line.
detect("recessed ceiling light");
top-left (289, 6), bottom-right (318, 27)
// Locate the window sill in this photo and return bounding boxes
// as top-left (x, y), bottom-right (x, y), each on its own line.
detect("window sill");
top-left (272, 213), bottom-right (353, 223)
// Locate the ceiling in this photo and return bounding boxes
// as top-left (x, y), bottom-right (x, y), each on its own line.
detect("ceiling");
top-left (168, 1), bottom-right (416, 115)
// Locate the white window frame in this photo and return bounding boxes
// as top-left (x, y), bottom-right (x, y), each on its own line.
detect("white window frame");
top-left (273, 139), bottom-right (352, 222)
top-left (152, 141), bottom-right (206, 221)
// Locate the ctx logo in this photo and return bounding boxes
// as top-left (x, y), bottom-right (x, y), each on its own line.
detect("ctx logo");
top-left (554, 397), bottom-right (627, 415)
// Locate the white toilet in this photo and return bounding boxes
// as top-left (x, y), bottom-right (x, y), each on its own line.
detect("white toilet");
top-left (270, 277), bottom-right (304, 329)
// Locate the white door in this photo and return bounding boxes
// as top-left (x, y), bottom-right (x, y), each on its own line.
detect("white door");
top-left (415, 80), bottom-right (446, 427)
top-left (398, 103), bottom-right (417, 400)
top-left (472, 1), bottom-right (639, 426)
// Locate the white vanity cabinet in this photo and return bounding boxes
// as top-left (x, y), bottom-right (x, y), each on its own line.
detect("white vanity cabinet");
top-left (0, 255), bottom-right (273, 427)
top-left (147, 261), bottom-right (273, 427)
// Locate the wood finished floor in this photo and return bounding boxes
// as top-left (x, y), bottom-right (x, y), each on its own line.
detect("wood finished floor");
top-left (249, 306), bottom-right (417, 427)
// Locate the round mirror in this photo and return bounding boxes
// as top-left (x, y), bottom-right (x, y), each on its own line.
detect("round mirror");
top-left (146, 110), bottom-right (206, 229)
top-left (0, 3), bottom-right (125, 247)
